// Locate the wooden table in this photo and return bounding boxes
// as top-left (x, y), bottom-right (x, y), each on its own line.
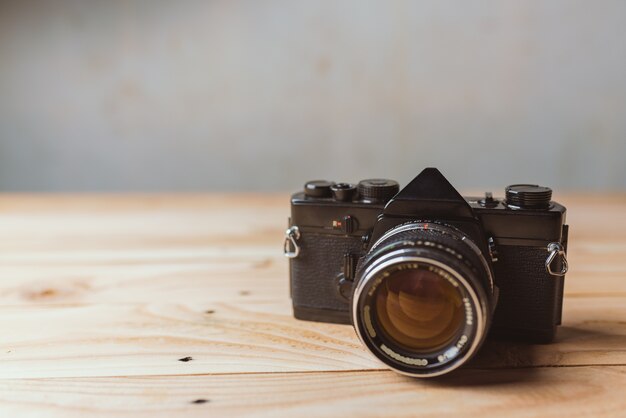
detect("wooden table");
top-left (0, 194), bottom-right (624, 417)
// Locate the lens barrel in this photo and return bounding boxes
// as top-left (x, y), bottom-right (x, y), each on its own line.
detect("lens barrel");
top-left (352, 223), bottom-right (493, 377)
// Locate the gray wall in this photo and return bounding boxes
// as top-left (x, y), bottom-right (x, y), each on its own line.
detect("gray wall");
top-left (1, 0), bottom-right (625, 192)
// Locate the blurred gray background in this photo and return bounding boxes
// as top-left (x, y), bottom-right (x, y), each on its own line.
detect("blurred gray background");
top-left (1, 0), bottom-right (625, 192)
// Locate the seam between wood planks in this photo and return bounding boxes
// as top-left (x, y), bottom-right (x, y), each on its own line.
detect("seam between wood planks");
top-left (1, 364), bottom-right (624, 381)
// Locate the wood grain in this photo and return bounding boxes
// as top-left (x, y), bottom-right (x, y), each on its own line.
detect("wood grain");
top-left (0, 367), bottom-right (624, 418)
top-left (1, 295), bottom-right (625, 379)
top-left (0, 193), bottom-right (625, 416)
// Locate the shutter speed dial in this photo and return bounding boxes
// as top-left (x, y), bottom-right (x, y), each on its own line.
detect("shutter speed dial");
top-left (358, 179), bottom-right (399, 203)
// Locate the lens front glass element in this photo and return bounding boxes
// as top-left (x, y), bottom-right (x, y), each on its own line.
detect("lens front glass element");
top-left (374, 267), bottom-right (464, 354)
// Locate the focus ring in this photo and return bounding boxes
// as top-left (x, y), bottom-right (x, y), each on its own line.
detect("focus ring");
top-left (357, 225), bottom-right (491, 292)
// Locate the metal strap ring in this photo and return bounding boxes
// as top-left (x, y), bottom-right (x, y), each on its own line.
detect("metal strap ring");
top-left (283, 226), bottom-right (301, 258)
top-left (546, 242), bottom-right (568, 276)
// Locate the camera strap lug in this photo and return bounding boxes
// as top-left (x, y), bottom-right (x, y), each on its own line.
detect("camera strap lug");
top-left (546, 242), bottom-right (568, 276)
top-left (283, 226), bottom-right (301, 258)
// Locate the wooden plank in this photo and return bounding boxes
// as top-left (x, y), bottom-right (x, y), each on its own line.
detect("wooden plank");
top-left (0, 367), bottom-right (624, 418)
top-left (0, 249), bottom-right (288, 305)
top-left (0, 194), bottom-right (289, 253)
top-left (1, 294), bottom-right (624, 379)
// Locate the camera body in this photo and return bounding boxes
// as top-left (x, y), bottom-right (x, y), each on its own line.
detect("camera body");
top-left (286, 168), bottom-right (568, 344)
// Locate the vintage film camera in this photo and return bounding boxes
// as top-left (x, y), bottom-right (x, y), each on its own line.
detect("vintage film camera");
top-left (285, 168), bottom-right (568, 377)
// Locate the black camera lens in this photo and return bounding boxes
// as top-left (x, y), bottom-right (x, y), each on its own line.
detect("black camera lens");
top-left (352, 223), bottom-right (493, 377)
